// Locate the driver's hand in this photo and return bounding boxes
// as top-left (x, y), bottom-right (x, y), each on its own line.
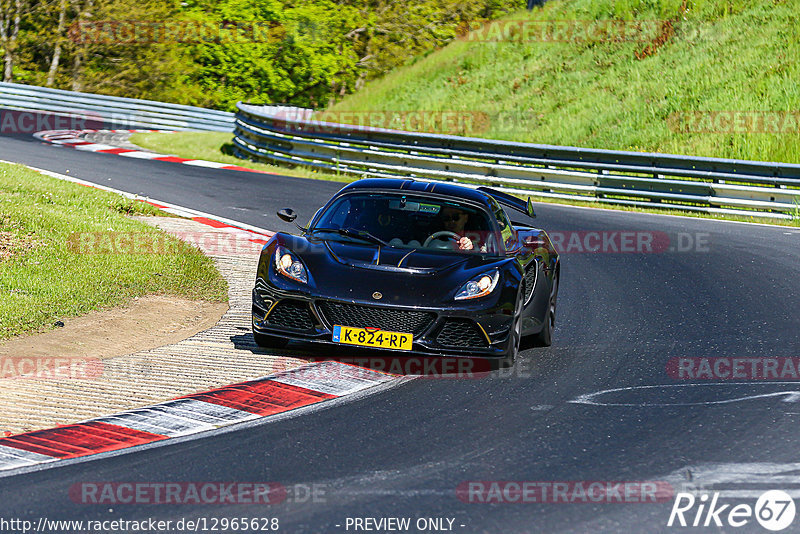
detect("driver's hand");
top-left (458, 237), bottom-right (474, 250)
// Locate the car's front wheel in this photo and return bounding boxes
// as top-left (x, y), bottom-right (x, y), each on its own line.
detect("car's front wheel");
top-left (253, 330), bottom-right (289, 349)
top-left (535, 275), bottom-right (558, 347)
top-left (497, 292), bottom-right (525, 369)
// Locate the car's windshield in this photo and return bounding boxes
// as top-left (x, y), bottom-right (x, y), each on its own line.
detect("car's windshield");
top-left (311, 192), bottom-right (501, 254)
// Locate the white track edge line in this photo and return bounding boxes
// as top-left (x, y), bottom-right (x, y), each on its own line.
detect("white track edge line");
top-left (0, 160), bottom-right (274, 236)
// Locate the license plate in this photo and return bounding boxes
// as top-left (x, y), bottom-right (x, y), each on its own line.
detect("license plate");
top-left (332, 325), bottom-right (413, 350)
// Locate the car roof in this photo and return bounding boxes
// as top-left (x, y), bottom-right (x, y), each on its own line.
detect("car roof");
top-left (337, 178), bottom-right (493, 208)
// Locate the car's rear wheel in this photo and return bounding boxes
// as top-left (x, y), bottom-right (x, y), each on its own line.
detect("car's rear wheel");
top-left (253, 331), bottom-right (289, 349)
top-left (535, 275), bottom-right (558, 347)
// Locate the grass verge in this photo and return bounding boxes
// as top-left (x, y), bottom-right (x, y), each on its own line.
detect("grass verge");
top-left (0, 162), bottom-right (228, 340)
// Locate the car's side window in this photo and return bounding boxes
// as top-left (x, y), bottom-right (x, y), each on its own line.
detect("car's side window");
top-left (489, 199), bottom-right (515, 250)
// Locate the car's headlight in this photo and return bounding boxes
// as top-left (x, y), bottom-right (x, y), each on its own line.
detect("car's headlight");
top-left (455, 269), bottom-right (499, 300)
top-left (274, 245), bottom-right (308, 284)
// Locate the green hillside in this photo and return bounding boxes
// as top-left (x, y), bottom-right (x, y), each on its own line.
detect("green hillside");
top-left (326, 0), bottom-right (800, 163)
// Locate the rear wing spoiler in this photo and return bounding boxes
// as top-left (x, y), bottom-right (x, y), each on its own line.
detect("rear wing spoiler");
top-left (477, 187), bottom-right (536, 219)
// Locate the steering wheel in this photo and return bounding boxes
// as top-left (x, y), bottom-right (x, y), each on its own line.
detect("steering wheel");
top-left (423, 231), bottom-right (461, 248)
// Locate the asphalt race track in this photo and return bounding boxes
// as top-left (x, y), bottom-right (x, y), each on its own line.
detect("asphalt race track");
top-left (2, 133), bottom-right (800, 533)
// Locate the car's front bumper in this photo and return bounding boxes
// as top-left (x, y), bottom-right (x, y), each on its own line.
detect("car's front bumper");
top-left (252, 282), bottom-right (515, 359)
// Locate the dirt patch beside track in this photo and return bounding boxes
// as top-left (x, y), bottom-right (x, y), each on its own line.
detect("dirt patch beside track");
top-left (0, 296), bottom-right (227, 368)
top-left (0, 217), bottom-right (309, 435)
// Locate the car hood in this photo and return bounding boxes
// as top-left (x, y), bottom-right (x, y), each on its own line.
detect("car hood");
top-left (323, 240), bottom-right (477, 273)
top-left (277, 235), bottom-right (508, 307)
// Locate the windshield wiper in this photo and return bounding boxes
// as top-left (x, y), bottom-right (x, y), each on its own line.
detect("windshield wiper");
top-left (309, 227), bottom-right (389, 247)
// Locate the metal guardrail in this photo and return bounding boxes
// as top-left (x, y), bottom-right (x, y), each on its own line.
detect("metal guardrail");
top-left (233, 102), bottom-right (800, 220)
top-left (0, 82), bottom-right (234, 131)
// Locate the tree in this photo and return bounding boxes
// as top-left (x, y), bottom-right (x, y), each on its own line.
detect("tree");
top-left (0, 0), bottom-right (26, 81)
top-left (45, 0), bottom-right (67, 86)
top-left (3, 0), bottom-right (523, 109)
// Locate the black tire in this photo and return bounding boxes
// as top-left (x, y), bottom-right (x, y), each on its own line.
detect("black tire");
top-left (497, 292), bottom-right (524, 369)
top-left (535, 275), bottom-right (558, 347)
top-left (494, 356), bottom-right (515, 370)
top-left (253, 330), bottom-right (289, 349)
top-left (495, 323), bottom-right (520, 370)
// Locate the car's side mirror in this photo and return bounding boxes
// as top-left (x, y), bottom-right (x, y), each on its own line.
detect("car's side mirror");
top-left (277, 208), bottom-right (297, 223)
top-left (526, 197), bottom-right (536, 219)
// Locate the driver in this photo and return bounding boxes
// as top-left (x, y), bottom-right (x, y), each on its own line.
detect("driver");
top-left (441, 207), bottom-right (485, 252)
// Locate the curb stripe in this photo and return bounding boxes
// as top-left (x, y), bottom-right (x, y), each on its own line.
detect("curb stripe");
top-left (192, 216), bottom-right (232, 229)
top-left (118, 150), bottom-right (163, 159)
top-left (271, 360), bottom-right (397, 396)
top-left (182, 160), bottom-right (230, 169)
top-left (0, 445), bottom-right (56, 467)
top-left (189, 380), bottom-right (335, 416)
top-left (34, 129), bottom-right (276, 175)
top-left (96, 408), bottom-right (234, 438)
top-left (0, 362), bottom-right (399, 473)
top-left (157, 399), bottom-right (260, 424)
top-left (220, 165), bottom-right (272, 173)
top-left (1, 422), bottom-right (167, 459)
top-left (74, 143), bottom-right (118, 152)
top-left (153, 156), bottom-right (192, 163)
top-left (97, 147), bottom-right (138, 155)
top-left (142, 201), bottom-right (170, 209)
top-left (96, 400), bottom-right (257, 438)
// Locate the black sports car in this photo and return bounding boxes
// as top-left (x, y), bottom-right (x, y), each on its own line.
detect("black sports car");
top-left (252, 178), bottom-right (559, 365)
